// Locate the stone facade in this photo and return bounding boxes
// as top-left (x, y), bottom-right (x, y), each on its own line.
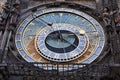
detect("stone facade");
top-left (0, 0), bottom-right (7, 6)
top-left (0, 0), bottom-right (7, 13)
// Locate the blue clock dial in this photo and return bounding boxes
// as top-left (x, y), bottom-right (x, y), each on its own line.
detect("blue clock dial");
top-left (35, 24), bottom-right (87, 61)
top-left (15, 8), bottom-right (105, 64)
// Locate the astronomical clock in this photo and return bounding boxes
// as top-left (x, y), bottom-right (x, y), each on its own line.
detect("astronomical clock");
top-left (15, 7), bottom-right (105, 70)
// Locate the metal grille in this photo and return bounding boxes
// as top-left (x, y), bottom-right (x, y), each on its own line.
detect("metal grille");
top-left (0, 62), bottom-right (110, 77)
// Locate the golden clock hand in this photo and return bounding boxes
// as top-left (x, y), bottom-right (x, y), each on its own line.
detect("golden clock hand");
top-left (47, 34), bottom-right (58, 40)
top-left (62, 33), bottom-right (75, 36)
top-left (32, 14), bottom-right (53, 27)
top-left (61, 37), bottom-right (77, 48)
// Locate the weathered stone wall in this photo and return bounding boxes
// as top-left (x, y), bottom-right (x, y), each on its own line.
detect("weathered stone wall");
top-left (69, 1), bottom-right (96, 9)
top-left (117, 0), bottom-right (120, 10)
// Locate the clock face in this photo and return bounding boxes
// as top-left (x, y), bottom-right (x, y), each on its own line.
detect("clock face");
top-left (15, 8), bottom-right (105, 64)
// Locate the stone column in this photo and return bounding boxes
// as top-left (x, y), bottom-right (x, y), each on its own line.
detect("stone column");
top-left (96, 0), bottom-right (103, 12)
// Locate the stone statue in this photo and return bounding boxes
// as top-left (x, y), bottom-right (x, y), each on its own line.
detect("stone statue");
top-left (114, 11), bottom-right (120, 27)
top-left (103, 7), bottom-right (111, 25)
top-left (10, 3), bottom-right (20, 26)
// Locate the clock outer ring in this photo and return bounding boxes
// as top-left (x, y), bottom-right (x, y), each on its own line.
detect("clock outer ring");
top-left (15, 8), bottom-right (105, 64)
